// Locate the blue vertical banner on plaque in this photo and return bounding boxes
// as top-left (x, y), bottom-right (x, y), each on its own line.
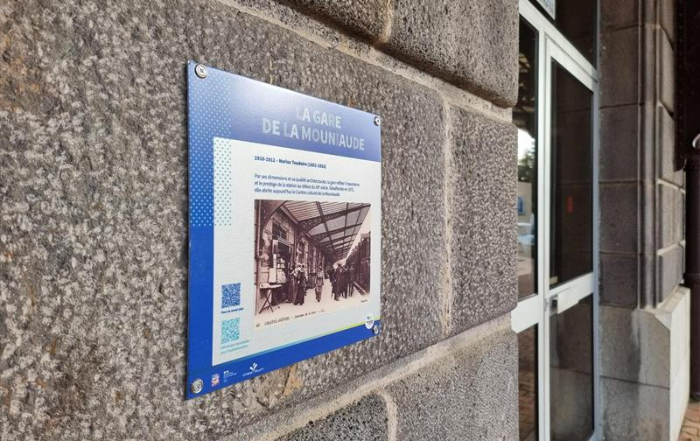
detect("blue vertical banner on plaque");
top-left (187, 62), bottom-right (382, 399)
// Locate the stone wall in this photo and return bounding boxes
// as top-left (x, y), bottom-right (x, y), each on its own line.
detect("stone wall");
top-left (599, 0), bottom-right (689, 440)
top-left (0, 0), bottom-right (519, 440)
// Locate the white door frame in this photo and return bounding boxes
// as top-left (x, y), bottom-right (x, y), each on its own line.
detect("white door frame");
top-left (512, 1), bottom-right (600, 440)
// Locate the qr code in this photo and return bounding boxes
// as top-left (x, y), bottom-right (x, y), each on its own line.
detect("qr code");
top-left (221, 318), bottom-right (240, 344)
top-left (222, 283), bottom-right (241, 309)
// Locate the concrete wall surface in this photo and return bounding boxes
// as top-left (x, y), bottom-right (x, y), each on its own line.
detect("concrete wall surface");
top-left (0, 0), bottom-right (519, 440)
top-left (600, 287), bottom-right (690, 441)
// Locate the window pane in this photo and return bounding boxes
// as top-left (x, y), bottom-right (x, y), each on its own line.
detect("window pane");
top-left (549, 62), bottom-right (593, 287)
top-left (554, 0), bottom-right (597, 65)
top-left (527, 0), bottom-right (597, 65)
top-left (515, 18), bottom-right (538, 300)
top-left (550, 296), bottom-right (594, 441)
top-left (518, 325), bottom-right (539, 441)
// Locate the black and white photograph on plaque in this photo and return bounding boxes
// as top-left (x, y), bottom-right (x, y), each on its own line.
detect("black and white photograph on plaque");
top-left (253, 200), bottom-right (372, 328)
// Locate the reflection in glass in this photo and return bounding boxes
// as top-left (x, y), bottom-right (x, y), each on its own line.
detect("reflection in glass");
top-left (550, 62), bottom-right (593, 287)
top-left (555, 0), bottom-right (597, 65)
top-left (518, 326), bottom-right (538, 441)
top-left (527, 0), bottom-right (597, 65)
top-left (515, 18), bottom-right (538, 300)
top-left (550, 296), bottom-right (594, 441)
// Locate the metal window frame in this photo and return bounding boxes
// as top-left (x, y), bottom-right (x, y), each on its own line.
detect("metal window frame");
top-left (513, 1), bottom-right (601, 440)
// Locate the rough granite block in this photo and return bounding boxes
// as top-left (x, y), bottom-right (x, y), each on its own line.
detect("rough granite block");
top-left (657, 184), bottom-right (683, 249)
top-left (276, 394), bottom-right (387, 441)
top-left (600, 253), bottom-right (641, 308)
top-left (658, 107), bottom-right (683, 186)
top-left (447, 107), bottom-right (518, 335)
top-left (601, 27), bottom-right (640, 108)
top-left (601, 0), bottom-right (639, 31)
top-left (600, 105), bottom-right (639, 182)
top-left (384, 0), bottom-right (519, 107)
top-left (600, 183), bottom-right (640, 254)
top-left (658, 245), bottom-right (683, 304)
top-left (600, 305), bottom-right (670, 388)
top-left (282, 0), bottom-right (387, 41)
top-left (659, 30), bottom-right (675, 114)
top-left (387, 326), bottom-right (518, 441)
top-left (659, 0), bottom-right (675, 42)
top-left (0, 0), bottom-right (447, 439)
top-left (602, 377), bottom-right (669, 441)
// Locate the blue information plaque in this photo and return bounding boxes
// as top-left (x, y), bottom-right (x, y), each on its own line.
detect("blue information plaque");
top-left (186, 62), bottom-right (382, 399)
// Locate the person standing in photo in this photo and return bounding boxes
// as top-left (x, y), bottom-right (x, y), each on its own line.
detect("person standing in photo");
top-left (348, 264), bottom-right (355, 297)
top-left (328, 265), bottom-right (335, 292)
top-left (287, 261), bottom-right (296, 304)
top-left (339, 265), bottom-right (347, 299)
top-left (296, 264), bottom-right (307, 305)
top-left (315, 266), bottom-right (323, 302)
top-left (332, 264), bottom-right (341, 301)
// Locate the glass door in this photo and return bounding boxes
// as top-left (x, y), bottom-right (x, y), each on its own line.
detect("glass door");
top-left (513, 16), bottom-right (542, 441)
top-left (512, 1), bottom-right (599, 440)
top-left (546, 43), bottom-right (596, 441)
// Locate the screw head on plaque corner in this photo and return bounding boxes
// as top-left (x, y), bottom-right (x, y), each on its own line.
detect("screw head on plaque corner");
top-left (195, 64), bottom-right (208, 79)
top-left (190, 378), bottom-right (204, 394)
top-left (373, 115), bottom-right (381, 126)
top-left (372, 324), bottom-right (380, 335)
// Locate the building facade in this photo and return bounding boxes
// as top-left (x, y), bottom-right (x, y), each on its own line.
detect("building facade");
top-left (0, 0), bottom-right (689, 440)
